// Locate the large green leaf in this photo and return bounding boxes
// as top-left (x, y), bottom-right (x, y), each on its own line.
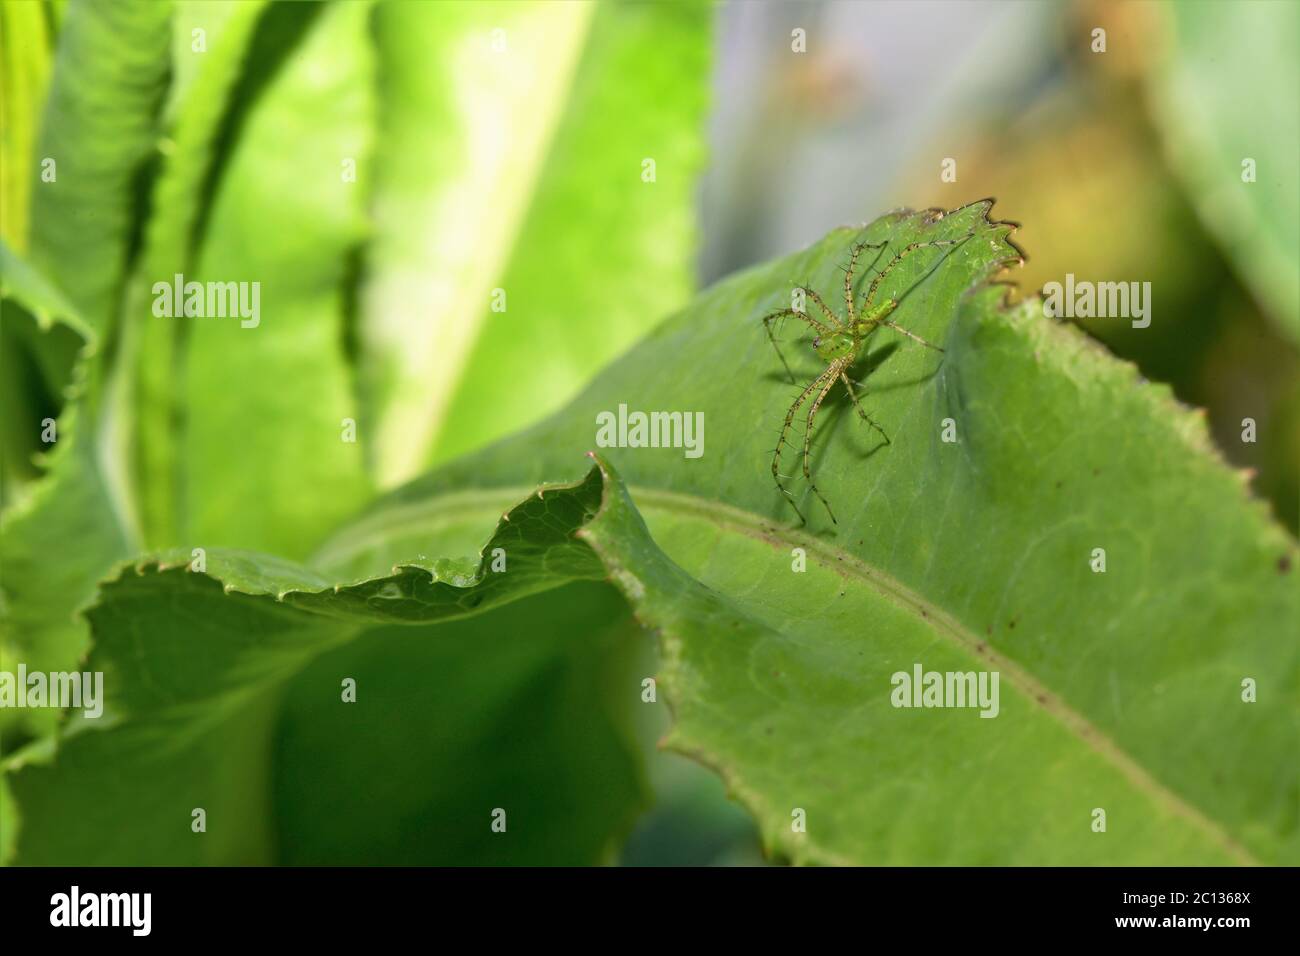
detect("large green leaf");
top-left (121, 0), bottom-right (269, 546)
top-left (269, 584), bottom-right (646, 866)
top-left (422, 200), bottom-right (1292, 864)
top-left (5, 468), bottom-right (645, 864)
top-left (358, 0), bottom-right (710, 486)
top-left (1, 0), bottom-right (175, 725)
top-left (178, 0), bottom-right (372, 558)
top-left (8, 201), bottom-right (1294, 864)
top-left (0, 0), bottom-right (54, 252)
top-left (1148, 0), bottom-right (1300, 341)
top-left (0, 244), bottom-right (130, 743)
top-left (27, 0), bottom-right (172, 332)
top-left (430, 0), bottom-right (711, 468)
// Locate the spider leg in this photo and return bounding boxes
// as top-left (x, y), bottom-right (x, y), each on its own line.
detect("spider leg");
top-left (800, 286), bottom-right (843, 327)
top-left (764, 306), bottom-right (835, 337)
top-left (762, 308), bottom-right (834, 383)
top-left (838, 371), bottom-right (890, 444)
top-left (801, 356), bottom-right (851, 525)
top-left (860, 234), bottom-right (970, 312)
top-left (872, 318), bottom-right (944, 352)
top-left (842, 241), bottom-right (887, 321)
top-left (772, 364), bottom-right (837, 525)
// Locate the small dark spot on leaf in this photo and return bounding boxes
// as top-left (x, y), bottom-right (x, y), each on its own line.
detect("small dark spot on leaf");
top-left (1092, 468), bottom-right (1100, 477)
top-left (1054, 480), bottom-right (1062, 490)
top-left (1036, 693), bottom-right (1048, 704)
top-left (985, 625), bottom-right (992, 636)
top-left (1279, 555), bottom-right (1292, 574)
top-left (1008, 617), bottom-right (1017, 629)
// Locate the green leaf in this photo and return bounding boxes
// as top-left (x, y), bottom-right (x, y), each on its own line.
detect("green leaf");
top-left (177, 0), bottom-right (372, 558)
top-left (0, 0), bottom-right (174, 749)
top-left (430, 0), bottom-right (711, 469)
top-left (1148, 0), bottom-right (1300, 341)
top-left (120, 0), bottom-right (269, 547)
top-left (12, 0), bottom-right (175, 573)
top-left (327, 199), bottom-right (1300, 864)
top-left (0, 243), bottom-right (131, 741)
top-left (9, 201), bottom-right (1295, 865)
top-left (0, 241), bottom-right (90, 504)
top-left (27, 0), bottom-right (173, 332)
top-left (358, 0), bottom-right (710, 485)
top-left (0, 0), bottom-right (55, 252)
top-left (270, 584), bottom-right (646, 866)
top-left (6, 467), bottom-right (644, 864)
top-left (0, 239), bottom-right (89, 341)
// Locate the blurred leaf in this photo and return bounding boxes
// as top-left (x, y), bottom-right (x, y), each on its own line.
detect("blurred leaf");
top-left (10, 0), bottom-right (175, 620)
top-left (270, 584), bottom-right (646, 866)
top-left (178, 0), bottom-right (372, 558)
top-left (10, 202), bottom-right (1295, 865)
top-left (1148, 0), bottom-right (1300, 341)
top-left (0, 0), bottom-right (54, 252)
top-left (0, 240), bottom-right (86, 503)
top-left (121, 0), bottom-right (269, 546)
top-left (27, 0), bottom-right (172, 332)
top-left (0, 243), bottom-right (131, 742)
top-left (0, 753), bottom-right (12, 862)
top-left (358, 0), bottom-right (592, 486)
top-left (432, 0), bottom-right (711, 468)
top-left (358, 0), bottom-right (711, 486)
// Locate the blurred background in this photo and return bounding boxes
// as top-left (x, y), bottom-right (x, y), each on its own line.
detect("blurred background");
top-left (2, 0), bottom-right (1295, 865)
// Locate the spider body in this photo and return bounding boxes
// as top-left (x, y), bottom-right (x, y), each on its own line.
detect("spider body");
top-left (761, 233), bottom-right (971, 526)
top-left (812, 330), bottom-right (855, 362)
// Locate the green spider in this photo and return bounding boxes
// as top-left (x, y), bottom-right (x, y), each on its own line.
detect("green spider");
top-left (762, 233), bottom-right (971, 526)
